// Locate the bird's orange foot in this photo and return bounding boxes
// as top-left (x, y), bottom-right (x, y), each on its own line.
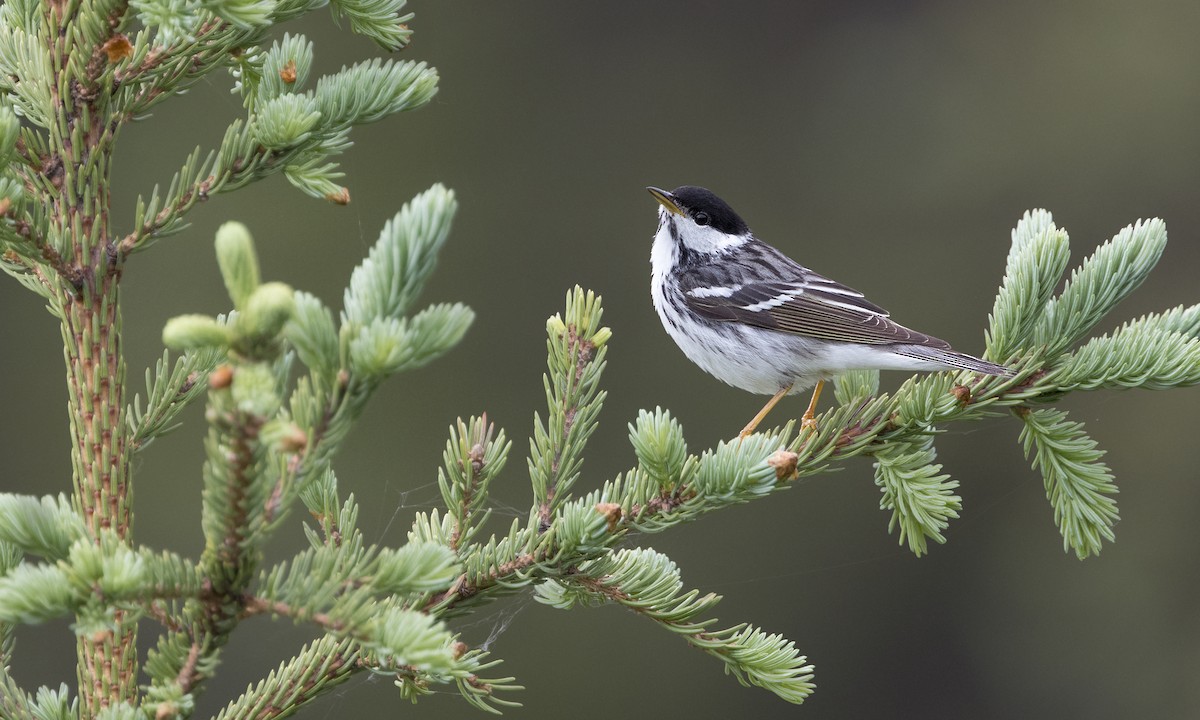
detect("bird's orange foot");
top-left (800, 413), bottom-right (818, 432)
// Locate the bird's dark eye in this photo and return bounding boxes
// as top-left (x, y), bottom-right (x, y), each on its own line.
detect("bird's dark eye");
top-left (694, 212), bottom-right (710, 226)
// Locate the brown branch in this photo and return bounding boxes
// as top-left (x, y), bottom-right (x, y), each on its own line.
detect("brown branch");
top-left (426, 552), bottom-right (539, 612)
top-left (240, 596), bottom-right (346, 634)
top-left (143, 601), bottom-right (186, 633)
top-left (174, 643), bottom-right (201, 694)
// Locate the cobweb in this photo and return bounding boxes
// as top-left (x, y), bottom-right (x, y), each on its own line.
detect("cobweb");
top-left (372, 475), bottom-right (530, 546)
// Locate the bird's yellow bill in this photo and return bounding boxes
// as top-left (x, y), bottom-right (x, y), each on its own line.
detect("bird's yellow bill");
top-left (647, 186), bottom-right (684, 216)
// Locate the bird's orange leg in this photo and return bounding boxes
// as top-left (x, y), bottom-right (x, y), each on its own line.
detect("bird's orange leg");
top-left (739, 383), bottom-right (794, 439)
top-left (800, 380), bottom-right (825, 432)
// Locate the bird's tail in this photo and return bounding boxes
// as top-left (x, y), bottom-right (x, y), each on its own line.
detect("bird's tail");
top-left (894, 345), bottom-right (1014, 377)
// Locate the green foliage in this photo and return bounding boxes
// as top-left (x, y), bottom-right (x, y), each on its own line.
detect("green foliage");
top-left (285, 291), bottom-right (339, 378)
top-left (833, 368), bottom-right (879, 405)
top-left (439, 415), bottom-right (511, 549)
top-left (94, 703), bottom-right (140, 720)
top-left (365, 608), bottom-right (456, 671)
top-left (1019, 409), bottom-right (1119, 559)
top-left (0, 104), bottom-right (19, 168)
top-left (237, 282), bottom-right (297, 351)
top-left (1052, 306), bottom-right (1200, 391)
top-left (258, 34), bottom-right (315, 105)
top-left (0, 538), bottom-right (18, 663)
top-left (872, 439), bottom-right (961, 556)
top-left (536, 548), bottom-right (816, 704)
top-left (254, 93), bottom-right (322, 149)
top-left (342, 184), bottom-right (457, 326)
top-left (348, 305), bottom-right (474, 379)
top-left (162, 315), bottom-right (231, 350)
top-left (119, 26), bottom-right (439, 251)
top-left (628, 408), bottom-right (691, 490)
top-left (206, 0), bottom-right (278, 30)
top-left (529, 288), bottom-right (610, 513)
top-left (215, 222), bottom-right (262, 308)
top-left (1033, 218), bottom-right (1168, 356)
top-left (0, 26), bottom-right (52, 127)
top-left (129, 348), bottom-right (223, 451)
top-left (210, 636), bottom-right (360, 720)
top-left (985, 209), bottom-right (1071, 361)
top-left (315, 59), bottom-right (438, 130)
top-left (694, 432), bottom-right (790, 504)
top-left (0, 563), bottom-right (75, 624)
top-left (372, 542), bottom-right (461, 595)
top-left (329, 0), bottom-right (414, 50)
top-left (30, 685), bottom-right (76, 720)
top-left (2, 199), bottom-right (1195, 712)
top-left (0, 494), bottom-right (85, 560)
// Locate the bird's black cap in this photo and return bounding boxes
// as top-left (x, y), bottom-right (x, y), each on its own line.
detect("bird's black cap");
top-left (667, 185), bottom-right (750, 235)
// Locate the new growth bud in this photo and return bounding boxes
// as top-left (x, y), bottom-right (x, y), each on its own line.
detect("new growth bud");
top-left (162, 315), bottom-right (229, 350)
top-left (215, 222), bottom-right (261, 309)
top-left (241, 282), bottom-right (296, 339)
top-left (590, 327), bottom-right (612, 348)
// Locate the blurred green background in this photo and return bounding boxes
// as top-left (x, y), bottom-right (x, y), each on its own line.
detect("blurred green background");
top-left (4, 1), bottom-right (1200, 718)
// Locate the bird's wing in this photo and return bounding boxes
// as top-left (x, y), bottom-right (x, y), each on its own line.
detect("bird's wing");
top-left (679, 253), bottom-right (951, 348)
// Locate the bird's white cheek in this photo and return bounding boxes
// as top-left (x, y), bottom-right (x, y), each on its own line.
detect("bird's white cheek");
top-left (676, 223), bottom-right (749, 254)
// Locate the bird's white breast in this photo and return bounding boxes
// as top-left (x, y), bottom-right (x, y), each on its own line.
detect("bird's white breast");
top-left (651, 221), bottom-right (820, 394)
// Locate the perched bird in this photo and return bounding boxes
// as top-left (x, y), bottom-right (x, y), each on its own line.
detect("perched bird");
top-left (647, 185), bottom-right (1013, 437)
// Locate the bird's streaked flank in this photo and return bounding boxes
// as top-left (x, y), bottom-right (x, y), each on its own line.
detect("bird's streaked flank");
top-left (647, 185), bottom-right (1013, 437)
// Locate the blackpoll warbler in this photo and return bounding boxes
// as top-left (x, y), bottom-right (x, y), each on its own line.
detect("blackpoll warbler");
top-left (647, 185), bottom-right (1013, 437)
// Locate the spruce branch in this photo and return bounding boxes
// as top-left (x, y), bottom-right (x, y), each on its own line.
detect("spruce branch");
top-left (4, 201), bottom-right (1192, 715)
top-left (1050, 306), bottom-right (1200, 391)
top-left (30, 685), bottom-right (78, 720)
top-left (144, 195), bottom-right (476, 714)
top-left (341, 183), bottom-right (457, 326)
top-left (0, 665), bottom-right (35, 720)
top-left (530, 289), bottom-right (610, 529)
top-left (628, 408), bottom-right (692, 491)
top-left (119, 52), bottom-right (439, 254)
top-left (872, 438), bottom-right (961, 557)
top-left (0, 3), bottom-right (483, 718)
top-left (0, 535), bottom-right (201, 630)
top-left (328, 0), bottom-right (413, 50)
top-left (440, 415), bottom-right (511, 550)
top-left (1033, 217), bottom-right (1167, 356)
top-left (0, 541), bottom-right (17, 667)
top-left (985, 209), bottom-right (1071, 361)
top-left (373, 542), bottom-right (461, 596)
top-left (240, 596), bottom-right (345, 633)
top-left (209, 636), bottom-right (359, 720)
top-left (241, 33), bottom-right (312, 111)
top-left (832, 367), bottom-right (880, 405)
top-left (537, 548), bottom-right (816, 704)
top-left (128, 349), bottom-right (222, 451)
top-left (0, 494), bottom-right (86, 561)
top-left (1018, 408), bottom-right (1118, 559)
